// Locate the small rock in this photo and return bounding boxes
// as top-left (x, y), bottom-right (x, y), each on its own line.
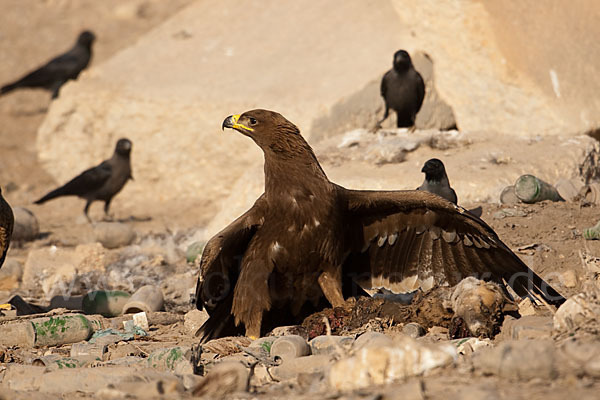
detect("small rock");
top-left (561, 270), bottom-right (578, 288)
top-left (553, 291), bottom-right (600, 333)
top-left (492, 208), bottom-right (527, 219)
top-left (309, 335), bottom-right (354, 355)
top-left (270, 354), bottom-right (331, 381)
top-left (473, 340), bottom-right (557, 380)
top-left (501, 315), bottom-right (553, 340)
top-left (184, 309), bottom-right (209, 335)
top-left (182, 373), bottom-right (204, 391)
top-left (330, 335), bottom-right (456, 391)
top-left (560, 340), bottom-right (600, 378)
top-left (11, 207), bottom-right (39, 241)
top-left (381, 380), bottom-right (425, 400)
top-left (185, 241), bottom-right (205, 264)
top-left (456, 385), bottom-right (500, 400)
top-left (249, 336), bottom-right (279, 352)
top-left (402, 322), bottom-right (425, 338)
top-left (452, 337), bottom-right (493, 356)
top-left (353, 331), bottom-right (394, 350)
top-left (22, 243), bottom-right (108, 298)
top-left (517, 298), bottom-right (537, 316)
top-left (555, 178), bottom-right (584, 202)
top-left (269, 325), bottom-right (308, 339)
top-left (0, 259), bottom-right (23, 290)
top-left (192, 361), bottom-right (249, 397)
top-left (450, 277), bottom-right (505, 338)
top-left (270, 335), bottom-right (311, 361)
top-left (426, 326), bottom-right (449, 340)
top-left (93, 222), bottom-right (135, 249)
top-left (249, 363), bottom-right (273, 387)
top-left (296, 371), bottom-right (327, 394)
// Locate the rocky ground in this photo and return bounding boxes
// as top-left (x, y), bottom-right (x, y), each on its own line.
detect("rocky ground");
top-left (2, 1), bottom-right (600, 399)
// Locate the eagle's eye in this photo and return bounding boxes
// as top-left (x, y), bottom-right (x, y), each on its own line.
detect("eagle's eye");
top-left (249, 117), bottom-right (258, 126)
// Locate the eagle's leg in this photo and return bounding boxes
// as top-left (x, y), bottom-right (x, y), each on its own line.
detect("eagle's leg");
top-left (244, 318), bottom-right (262, 340)
top-left (318, 268), bottom-right (345, 308)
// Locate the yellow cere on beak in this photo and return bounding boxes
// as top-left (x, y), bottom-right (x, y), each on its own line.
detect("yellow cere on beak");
top-left (229, 114), bottom-right (254, 132)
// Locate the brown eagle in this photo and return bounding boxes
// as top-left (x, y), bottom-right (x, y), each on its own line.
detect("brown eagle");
top-left (195, 109), bottom-right (564, 341)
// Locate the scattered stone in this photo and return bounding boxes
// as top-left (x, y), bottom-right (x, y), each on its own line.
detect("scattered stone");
top-left (553, 290), bottom-right (600, 333)
top-left (184, 309), bottom-right (209, 335)
top-left (192, 360), bottom-right (249, 397)
top-left (426, 326), bottom-right (449, 341)
top-left (579, 183), bottom-right (600, 205)
top-left (98, 377), bottom-right (184, 399)
top-left (559, 339), bottom-right (600, 378)
top-left (269, 325), bottom-right (308, 339)
top-left (455, 385), bottom-right (500, 400)
top-left (381, 380), bottom-right (425, 400)
top-left (249, 363), bottom-right (273, 387)
top-left (270, 335), bottom-right (311, 362)
top-left (203, 337), bottom-right (251, 357)
top-left (517, 298), bottom-right (537, 317)
top-left (22, 243), bottom-right (108, 300)
top-left (450, 277), bottom-right (506, 338)
top-left (330, 335), bottom-right (456, 391)
top-left (106, 343), bottom-right (144, 360)
top-left (402, 322), bottom-right (425, 338)
top-left (452, 337), bottom-right (493, 356)
top-left (353, 331), bottom-right (394, 350)
top-left (492, 208), bottom-right (528, 219)
top-left (270, 354), bottom-right (332, 382)
top-left (122, 285), bottom-right (164, 314)
top-left (185, 241), bottom-right (205, 264)
top-left (0, 258), bottom-right (23, 290)
top-left (473, 340), bottom-right (557, 380)
top-left (555, 178), bottom-right (584, 202)
top-left (11, 207), bottom-right (39, 241)
top-left (3, 364), bottom-right (178, 394)
top-left (561, 270), bottom-right (578, 288)
top-left (296, 371), bottom-right (328, 394)
top-left (161, 271), bottom-right (197, 305)
top-left (501, 316), bottom-right (553, 340)
top-left (93, 222), bottom-right (136, 249)
top-left (309, 335), bottom-right (354, 355)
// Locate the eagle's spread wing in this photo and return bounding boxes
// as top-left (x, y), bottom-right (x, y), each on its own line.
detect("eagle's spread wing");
top-left (195, 196), bottom-right (266, 341)
top-left (341, 188), bottom-right (564, 306)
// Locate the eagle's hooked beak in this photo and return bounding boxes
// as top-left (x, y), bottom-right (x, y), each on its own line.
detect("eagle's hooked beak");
top-left (222, 114), bottom-right (254, 132)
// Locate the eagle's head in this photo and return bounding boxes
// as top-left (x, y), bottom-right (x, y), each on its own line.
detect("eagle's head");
top-left (222, 109), bottom-right (305, 153)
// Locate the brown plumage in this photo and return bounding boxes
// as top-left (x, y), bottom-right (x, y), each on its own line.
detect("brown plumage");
top-left (0, 188), bottom-right (14, 269)
top-left (195, 109), bottom-right (564, 342)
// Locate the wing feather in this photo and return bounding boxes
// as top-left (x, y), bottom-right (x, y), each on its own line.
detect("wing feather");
top-left (194, 196), bottom-right (266, 342)
top-left (341, 188), bottom-right (565, 306)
